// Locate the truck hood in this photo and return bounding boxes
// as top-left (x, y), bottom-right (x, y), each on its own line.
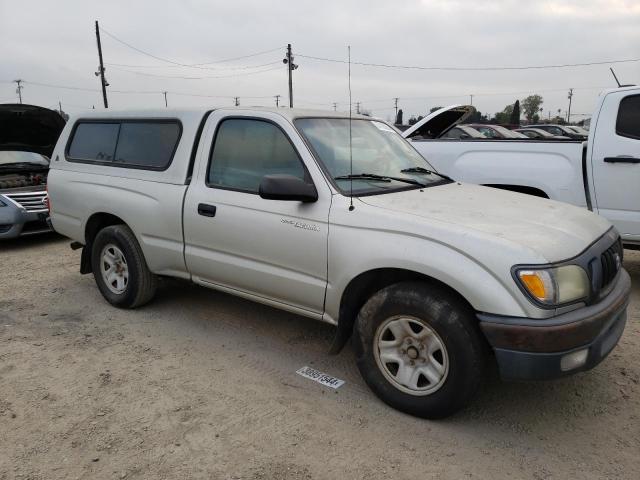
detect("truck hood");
top-left (359, 183), bottom-right (612, 263)
top-left (402, 104), bottom-right (474, 139)
top-left (0, 104), bottom-right (66, 158)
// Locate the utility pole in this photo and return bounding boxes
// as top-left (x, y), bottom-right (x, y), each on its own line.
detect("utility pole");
top-left (274, 94), bottom-right (281, 107)
top-left (234, 97), bottom-right (240, 107)
top-left (567, 88), bottom-right (573, 123)
top-left (59, 101), bottom-right (62, 113)
top-left (332, 102), bottom-right (337, 111)
top-left (163, 91), bottom-right (168, 108)
top-left (283, 44), bottom-right (297, 108)
top-left (13, 79), bottom-right (23, 103)
top-left (470, 94), bottom-right (473, 106)
top-left (94, 21), bottom-right (109, 108)
top-left (393, 97), bottom-right (399, 119)
top-left (356, 102), bottom-right (361, 114)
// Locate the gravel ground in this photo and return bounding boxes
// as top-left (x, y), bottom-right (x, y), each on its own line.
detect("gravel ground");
top-left (1, 233), bottom-right (639, 480)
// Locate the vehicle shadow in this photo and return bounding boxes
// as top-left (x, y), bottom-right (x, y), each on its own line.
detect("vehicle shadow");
top-left (1, 232), bottom-right (66, 252)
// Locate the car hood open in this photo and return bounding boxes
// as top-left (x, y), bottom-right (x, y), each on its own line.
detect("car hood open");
top-left (0, 104), bottom-right (66, 158)
top-left (401, 104), bottom-right (474, 140)
top-left (359, 182), bottom-right (612, 263)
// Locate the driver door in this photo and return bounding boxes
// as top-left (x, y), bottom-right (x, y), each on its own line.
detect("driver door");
top-left (183, 111), bottom-right (332, 316)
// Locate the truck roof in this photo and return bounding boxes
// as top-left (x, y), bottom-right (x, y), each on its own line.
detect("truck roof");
top-left (67, 106), bottom-right (377, 123)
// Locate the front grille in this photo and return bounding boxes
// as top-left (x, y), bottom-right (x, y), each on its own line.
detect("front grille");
top-left (600, 239), bottom-right (623, 291)
top-left (3, 191), bottom-right (47, 212)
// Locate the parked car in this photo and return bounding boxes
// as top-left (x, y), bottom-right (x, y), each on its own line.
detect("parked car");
top-left (48, 107), bottom-right (630, 419)
top-left (514, 127), bottom-right (572, 140)
top-left (0, 104), bottom-right (66, 238)
top-left (565, 125), bottom-right (590, 137)
top-left (527, 124), bottom-right (588, 140)
top-left (403, 86), bottom-right (640, 248)
top-left (467, 124), bottom-right (529, 139)
top-left (440, 125), bottom-right (485, 139)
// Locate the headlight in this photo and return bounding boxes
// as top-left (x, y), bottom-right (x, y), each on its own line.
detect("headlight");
top-left (516, 265), bottom-right (589, 306)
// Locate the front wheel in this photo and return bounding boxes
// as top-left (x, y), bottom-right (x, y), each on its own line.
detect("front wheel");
top-left (91, 225), bottom-right (157, 308)
top-left (353, 281), bottom-right (486, 419)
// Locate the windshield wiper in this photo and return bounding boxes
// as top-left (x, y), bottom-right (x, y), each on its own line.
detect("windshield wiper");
top-left (400, 166), bottom-right (453, 182)
top-left (334, 173), bottom-right (426, 187)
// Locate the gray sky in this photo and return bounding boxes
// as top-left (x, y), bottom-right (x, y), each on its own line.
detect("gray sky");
top-left (1, 0), bottom-right (639, 122)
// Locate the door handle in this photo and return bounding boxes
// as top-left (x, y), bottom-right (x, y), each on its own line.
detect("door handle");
top-left (197, 203), bottom-right (217, 217)
top-left (604, 156), bottom-right (640, 164)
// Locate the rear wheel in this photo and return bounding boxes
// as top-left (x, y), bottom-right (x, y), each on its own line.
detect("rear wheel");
top-left (353, 281), bottom-right (486, 419)
top-left (91, 225), bottom-right (157, 308)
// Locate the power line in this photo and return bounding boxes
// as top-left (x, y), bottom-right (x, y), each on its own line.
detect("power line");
top-left (100, 26), bottom-right (284, 69)
top-left (105, 60), bottom-right (282, 71)
top-left (296, 53), bottom-right (640, 71)
top-left (18, 80), bottom-right (278, 101)
top-left (108, 62), bottom-right (282, 80)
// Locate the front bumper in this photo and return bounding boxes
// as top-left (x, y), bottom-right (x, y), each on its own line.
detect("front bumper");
top-left (0, 204), bottom-right (51, 239)
top-left (478, 269), bottom-right (631, 380)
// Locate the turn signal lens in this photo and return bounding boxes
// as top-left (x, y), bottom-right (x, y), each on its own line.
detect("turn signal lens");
top-left (517, 269), bottom-right (555, 304)
top-left (520, 273), bottom-right (546, 298)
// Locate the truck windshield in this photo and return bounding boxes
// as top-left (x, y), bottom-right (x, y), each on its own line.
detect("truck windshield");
top-left (295, 118), bottom-right (450, 196)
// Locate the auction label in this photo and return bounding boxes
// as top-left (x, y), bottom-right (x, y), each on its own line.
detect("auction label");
top-left (296, 366), bottom-right (345, 389)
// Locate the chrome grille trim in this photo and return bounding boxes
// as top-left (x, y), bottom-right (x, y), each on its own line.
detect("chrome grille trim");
top-left (2, 191), bottom-right (48, 212)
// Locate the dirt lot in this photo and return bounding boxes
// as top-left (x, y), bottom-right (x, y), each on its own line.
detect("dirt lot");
top-left (1, 234), bottom-right (639, 480)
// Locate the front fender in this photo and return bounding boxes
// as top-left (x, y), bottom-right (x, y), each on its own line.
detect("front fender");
top-left (324, 225), bottom-right (531, 325)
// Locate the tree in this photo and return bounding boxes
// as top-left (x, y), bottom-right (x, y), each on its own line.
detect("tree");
top-left (509, 100), bottom-right (520, 125)
top-left (429, 106), bottom-right (443, 113)
top-left (521, 95), bottom-right (543, 123)
top-left (493, 104), bottom-right (514, 124)
top-left (466, 109), bottom-right (488, 123)
top-left (395, 108), bottom-right (403, 125)
top-left (408, 116), bottom-right (418, 126)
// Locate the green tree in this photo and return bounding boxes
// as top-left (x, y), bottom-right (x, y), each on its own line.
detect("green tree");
top-left (395, 109), bottom-right (403, 125)
top-left (466, 109), bottom-right (487, 123)
top-left (493, 104), bottom-right (514, 124)
top-left (522, 95), bottom-right (543, 122)
top-left (509, 100), bottom-right (520, 125)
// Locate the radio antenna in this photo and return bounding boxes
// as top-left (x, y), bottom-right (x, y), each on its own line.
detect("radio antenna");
top-left (348, 45), bottom-right (354, 212)
top-left (610, 67), bottom-right (622, 87)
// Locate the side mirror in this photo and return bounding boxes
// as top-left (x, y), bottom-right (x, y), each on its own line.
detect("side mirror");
top-left (258, 174), bottom-right (318, 203)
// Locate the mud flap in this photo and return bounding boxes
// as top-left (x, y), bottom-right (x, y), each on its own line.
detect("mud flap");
top-left (80, 245), bottom-right (92, 274)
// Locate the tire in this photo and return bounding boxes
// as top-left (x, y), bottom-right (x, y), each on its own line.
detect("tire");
top-left (353, 281), bottom-right (486, 419)
top-left (91, 224), bottom-right (157, 308)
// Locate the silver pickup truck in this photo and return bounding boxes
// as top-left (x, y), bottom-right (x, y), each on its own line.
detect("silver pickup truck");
top-left (48, 107), bottom-right (630, 418)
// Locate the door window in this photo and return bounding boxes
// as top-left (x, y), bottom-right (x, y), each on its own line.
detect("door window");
top-left (616, 95), bottom-right (640, 140)
top-left (207, 118), bottom-right (306, 193)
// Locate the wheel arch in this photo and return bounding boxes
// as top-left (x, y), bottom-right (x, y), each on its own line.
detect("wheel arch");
top-left (80, 212), bottom-right (128, 274)
top-left (329, 268), bottom-right (477, 354)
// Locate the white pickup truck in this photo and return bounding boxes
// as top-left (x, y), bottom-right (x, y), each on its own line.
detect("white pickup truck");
top-left (403, 86), bottom-right (640, 248)
top-left (48, 107), bottom-right (630, 418)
